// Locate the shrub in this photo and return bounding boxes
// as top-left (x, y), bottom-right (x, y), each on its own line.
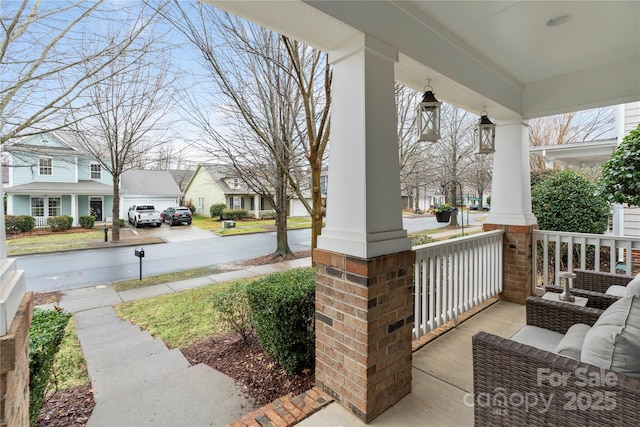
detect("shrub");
top-left (532, 169), bottom-right (609, 234)
top-left (209, 283), bottom-right (253, 341)
top-left (247, 268), bottom-right (315, 375)
top-left (47, 215), bottom-right (73, 231)
top-left (259, 211), bottom-right (277, 220)
top-left (29, 309), bottom-right (72, 427)
top-left (601, 123), bottom-right (640, 207)
top-left (4, 215), bottom-right (35, 233)
top-left (411, 234), bottom-right (437, 246)
top-left (79, 215), bottom-right (95, 229)
top-left (209, 203), bottom-right (226, 220)
top-left (222, 209), bottom-right (248, 220)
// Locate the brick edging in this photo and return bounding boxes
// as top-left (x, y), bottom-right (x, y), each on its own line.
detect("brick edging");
top-left (226, 387), bottom-right (333, 427)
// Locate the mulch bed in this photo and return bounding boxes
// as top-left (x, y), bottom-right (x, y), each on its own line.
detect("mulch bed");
top-left (181, 332), bottom-right (314, 407)
top-left (35, 250), bottom-right (314, 426)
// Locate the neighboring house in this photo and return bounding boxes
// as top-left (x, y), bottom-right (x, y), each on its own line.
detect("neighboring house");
top-left (120, 169), bottom-right (182, 218)
top-left (168, 169), bottom-right (195, 193)
top-left (3, 131), bottom-right (114, 226)
top-left (184, 164), bottom-right (275, 218)
top-left (3, 131), bottom-right (183, 225)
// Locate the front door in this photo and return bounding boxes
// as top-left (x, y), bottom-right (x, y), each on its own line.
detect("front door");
top-left (90, 198), bottom-right (103, 221)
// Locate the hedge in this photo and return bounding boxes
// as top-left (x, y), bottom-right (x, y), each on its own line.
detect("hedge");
top-left (222, 209), bottom-right (248, 220)
top-left (47, 215), bottom-right (73, 231)
top-left (4, 215), bottom-right (35, 233)
top-left (29, 309), bottom-right (72, 426)
top-left (79, 215), bottom-right (95, 229)
top-left (247, 268), bottom-right (315, 375)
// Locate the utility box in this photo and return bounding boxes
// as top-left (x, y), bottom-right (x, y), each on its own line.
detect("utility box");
top-left (223, 220), bottom-right (236, 229)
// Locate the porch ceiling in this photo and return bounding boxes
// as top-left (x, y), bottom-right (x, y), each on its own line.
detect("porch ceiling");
top-left (206, 1), bottom-right (640, 121)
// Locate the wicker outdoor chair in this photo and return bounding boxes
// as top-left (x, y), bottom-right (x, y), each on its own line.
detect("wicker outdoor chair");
top-left (545, 269), bottom-right (634, 310)
top-left (472, 297), bottom-right (640, 426)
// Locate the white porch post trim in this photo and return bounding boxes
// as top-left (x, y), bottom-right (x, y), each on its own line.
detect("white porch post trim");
top-left (318, 34), bottom-right (410, 258)
top-left (6, 194), bottom-right (14, 216)
top-left (0, 163), bottom-right (27, 335)
top-left (487, 121), bottom-right (537, 226)
top-left (254, 194), bottom-right (260, 219)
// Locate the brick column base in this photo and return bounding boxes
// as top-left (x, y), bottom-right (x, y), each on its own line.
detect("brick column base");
top-left (313, 249), bottom-right (415, 423)
top-left (0, 292), bottom-right (33, 427)
top-left (483, 223), bottom-right (537, 304)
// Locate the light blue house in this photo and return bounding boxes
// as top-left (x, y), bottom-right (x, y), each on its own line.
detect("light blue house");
top-left (4, 131), bottom-right (114, 226)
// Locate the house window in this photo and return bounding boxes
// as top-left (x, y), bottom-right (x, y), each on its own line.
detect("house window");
top-left (31, 197), bottom-right (44, 217)
top-left (320, 175), bottom-right (328, 195)
top-left (198, 197), bottom-right (205, 211)
top-left (233, 178), bottom-right (239, 188)
top-left (39, 158), bottom-right (52, 175)
top-left (91, 163), bottom-right (101, 179)
top-left (48, 197), bottom-right (61, 217)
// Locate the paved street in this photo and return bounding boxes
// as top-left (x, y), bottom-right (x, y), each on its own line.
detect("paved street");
top-left (17, 213), bottom-right (487, 293)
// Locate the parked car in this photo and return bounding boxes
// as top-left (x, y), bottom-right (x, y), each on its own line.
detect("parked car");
top-left (162, 206), bottom-right (193, 226)
top-left (128, 204), bottom-right (162, 228)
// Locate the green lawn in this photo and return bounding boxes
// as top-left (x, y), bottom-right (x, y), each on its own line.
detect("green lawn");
top-left (112, 267), bottom-right (223, 291)
top-left (192, 215), bottom-right (312, 235)
top-left (6, 230), bottom-right (104, 256)
top-left (116, 280), bottom-right (246, 348)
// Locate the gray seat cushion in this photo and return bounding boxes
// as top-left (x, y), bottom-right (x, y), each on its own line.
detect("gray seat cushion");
top-left (510, 325), bottom-right (564, 353)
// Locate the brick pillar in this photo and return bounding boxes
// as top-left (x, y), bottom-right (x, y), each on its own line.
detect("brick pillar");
top-left (314, 248), bottom-right (415, 423)
top-left (483, 224), bottom-right (537, 304)
top-left (0, 292), bottom-right (33, 427)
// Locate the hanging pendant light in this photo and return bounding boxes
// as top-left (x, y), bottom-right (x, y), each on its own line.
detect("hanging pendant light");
top-left (416, 80), bottom-right (441, 142)
top-left (474, 108), bottom-right (495, 154)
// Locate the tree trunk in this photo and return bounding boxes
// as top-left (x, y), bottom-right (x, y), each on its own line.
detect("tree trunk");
top-left (273, 167), bottom-right (293, 259)
top-left (112, 174), bottom-right (121, 243)
top-left (310, 157), bottom-right (323, 262)
top-left (448, 185), bottom-right (459, 227)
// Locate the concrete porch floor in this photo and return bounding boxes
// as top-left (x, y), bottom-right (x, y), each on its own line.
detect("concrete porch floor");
top-left (298, 300), bottom-right (526, 427)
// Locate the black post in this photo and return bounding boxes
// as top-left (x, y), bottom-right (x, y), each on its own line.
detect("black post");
top-left (139, 257), bottom-right (142, 281)
top-left (103, 226), bottom-right (108, 242)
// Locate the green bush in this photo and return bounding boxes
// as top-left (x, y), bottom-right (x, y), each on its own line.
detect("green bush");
top-left (209, 283), bottom-right (253, 341)
top-left (222, 209), bottom-right (248, 220)
top-left (29, 309), bottom-right (72, 427)
top-left (247, 268), bottom-right (315, 375)
top-left (532, 170), bottom-right (609, 234)
top-left (210, 203), bottom-right (227, 220)
top-left (79, 215), bottom-right (95, 229)
top-left (601, 123), bottom-right (640, 207)
top-left (119, 218), bottom-right (125, 227)
top-left (411, 234), bottom-right (437, 246)
top-left (259, 211), bottom-right (277, 220)
top-left (4, 215), bottom-right (35, 233)
top-left (47, 215), bottom-right (73, 231)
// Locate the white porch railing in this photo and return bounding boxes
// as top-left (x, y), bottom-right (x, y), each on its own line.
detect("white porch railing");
top-left (412, 230), bottom-right (504, 339)
top-left (532, 230), bottom-right (640, 294)
top-left (34, 217), bottom-right (48, 227)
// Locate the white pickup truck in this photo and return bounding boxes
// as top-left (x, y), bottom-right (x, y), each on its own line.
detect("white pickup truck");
top-left (128, 204), bottom-right (162, 228)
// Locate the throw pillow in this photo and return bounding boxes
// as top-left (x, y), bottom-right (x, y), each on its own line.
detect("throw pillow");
top-left (555, 323), bottom-right (591, 360)
top-left (581, 295), bottom-right (640, 378)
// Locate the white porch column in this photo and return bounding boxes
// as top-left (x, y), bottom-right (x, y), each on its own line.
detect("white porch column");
top-left (71, 194), bottom-right (78, 225)
top-left (6, 194), bottom-right (14, 216)
top-left (317, 34), bottom-right (410, 258)
top-left (487, 121), bottom-right (537, 226)
top-left (254, 194), bottom-right (260, 219)
top-left (0, 163), bottom-right (27, 335)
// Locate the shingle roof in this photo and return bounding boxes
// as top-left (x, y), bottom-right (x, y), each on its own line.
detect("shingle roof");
top-left (4, 180), bottom-right (113, 195)
top-left (121, 170), bottom-right (182, 196)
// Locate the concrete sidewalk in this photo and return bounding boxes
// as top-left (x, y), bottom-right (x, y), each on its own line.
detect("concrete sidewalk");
top-left (42, 257), bottom-right (312, 427)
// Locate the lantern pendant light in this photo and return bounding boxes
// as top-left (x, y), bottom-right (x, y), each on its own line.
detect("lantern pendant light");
top-left (475, 108), bottom-right (496, 154)
top-left (416, 80), bottom-right (442, 142)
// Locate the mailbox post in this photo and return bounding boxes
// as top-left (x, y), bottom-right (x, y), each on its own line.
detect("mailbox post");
top-left (134, 248), bottom-right (145, 280)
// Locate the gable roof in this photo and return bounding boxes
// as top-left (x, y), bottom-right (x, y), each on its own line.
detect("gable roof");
top-left (184, 163), bottom-right (255, 195)
top-left (168, 169), bottom-right (195, 191)
top-left (121, 170), bottom-right (182, 197)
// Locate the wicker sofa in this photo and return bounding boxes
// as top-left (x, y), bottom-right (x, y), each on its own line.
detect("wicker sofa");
top-left (472, 297), bottom-right (640, 426)
top-left (545, 269), bottom-right (635, 310)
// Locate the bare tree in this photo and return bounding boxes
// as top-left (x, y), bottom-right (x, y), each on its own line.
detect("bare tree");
top-left (0, 0), bottom-right (168, 145)
top-left (67, 43), bottom-right (175, 242)
top-left (435, 104), bottom-right (476, 226)
top-left (163, 3), bottom-right (329, 259)
top-left (529, 107), bottom-right (616, 171)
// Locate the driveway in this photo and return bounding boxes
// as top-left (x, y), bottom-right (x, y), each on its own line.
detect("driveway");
top-left (131, 223), bottom-right (217, 243)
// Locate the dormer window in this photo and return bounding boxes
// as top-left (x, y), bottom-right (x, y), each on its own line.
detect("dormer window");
top-left (39, 158), bottom-right (52, 175)
top-left (233, 178), bottom-right (239, 188)
top-left (91, 163), bottom-right (102, 179)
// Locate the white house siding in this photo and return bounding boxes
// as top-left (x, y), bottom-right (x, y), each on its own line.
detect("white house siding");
top-left (624, 101), bottom-right (640, 134)
top-left (184, 169), bottom-right (226, 217)
top-left (289, 199), bottom-right (310, 217)
top-left (624, 207), bottom-right (640, 237)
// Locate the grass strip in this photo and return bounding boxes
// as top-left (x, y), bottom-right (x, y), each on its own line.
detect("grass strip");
top-left (50, 317), bottom-right (89, 392)
top-left (112, 266), bottom-right (222, 292)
